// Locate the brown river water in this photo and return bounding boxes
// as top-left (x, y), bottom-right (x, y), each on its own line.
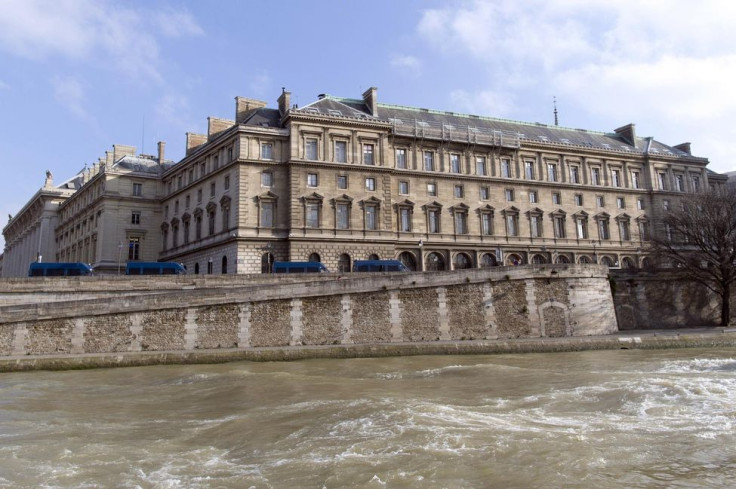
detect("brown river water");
top-left (1, 348), bottom-right (735, 488)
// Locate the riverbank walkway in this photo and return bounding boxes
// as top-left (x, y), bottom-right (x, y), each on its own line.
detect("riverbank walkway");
top-left (1, 327), bottom-right (735, 372)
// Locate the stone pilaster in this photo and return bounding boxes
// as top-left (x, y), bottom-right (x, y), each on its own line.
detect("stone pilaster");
top-left (341, 294), bottom-right (352, 344)
top-left (389, 291), bottom-right (403, 342)
top-left (238, 303), bottom-right (251, 348)
top-left (184, 308), bottom-right (198, 350)
top-left (525, 279), bottom-right (541, 336)
top-left (129, 313), bottom-right (143, 352)
top-left (290, 298), bottom-right (303, 346)
top-left (437, 287), bottom-right (451, 340)
top-left (484, 282), bottom-right (498, 339)
top-left (71, 318), bottom-right (85, 354)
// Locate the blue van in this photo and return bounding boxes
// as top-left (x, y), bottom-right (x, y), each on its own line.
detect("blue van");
top-left (352, 260), bottom-right (408, 272)
top-left (272, 261), bottom-right (329, 274)
top-left (28, 262), bottom-right (93, 277)
top-left (125, 262), bottom-right (186, 275)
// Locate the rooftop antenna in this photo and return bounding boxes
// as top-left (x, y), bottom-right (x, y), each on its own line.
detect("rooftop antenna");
top-left (553, 96), bottom-right (559, 126)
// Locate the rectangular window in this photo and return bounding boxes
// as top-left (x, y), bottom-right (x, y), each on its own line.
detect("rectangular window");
top-left (552, 192), bottom-right (561, 205)
top-left (261, 172), bottom-right (273, 187)
top-left (619, 221), bottom-right (631, 241)
top-left (692, 175), bottom-right (700, 192)
top-left (481, 213), bottom-right (493, 235)
top-left (554, 217), bottom-right (566, 238)
top-left (574, 194), bottom-right (583, 206)
top-left (261, 143), bottom-right (273, 160)
top-left (631, 171), bottom-right (640, 189)
top-left (427, 182), bottom-right (437, 196)
top-left (570, 166), bottom-right (580, 184)
top-left (261, 202), bottom-right (274, 227)
top-left (399, 181), bottom-right (409, 195)
top-left (227, 146), bottom-right (233, 163)
top-left (480, 186), bottom-right (490, 200)
top-left (506, 215), bottom-right (518, 236)
top-left (200, 162), bottom-right (206, 178)
top-left (337, 175), bottom-right (348, 189)
top-left (547, 163), bottom-right (558, 182)
top-left (213, 155), bottom-right (219, 170)
top-left (596, 195), bottom-right (604, 207)
top-left (307, 173), bottom-right (318, 187)
top-left (525, 161), bottom-right (535, 180)
top-left (185, 195), bottom-right (190, 208)
top-left (306, 138), bottom-right (318, 160)
top-left (424, 151), bottom-right (435, 171)
top-left (576, 218), bottom-right (588, 239)
top-left (637, 198), bottom-right (644, 210)
top-left (505, 189), bottom-right (514, 202)
top-left (454, 212), bottom-right (468, 234)
top-left (363, 144), bottom-right (374, 165)
top-left (132, 183), bottom-right (142, 196)
top-left (188, 169), bottom-right (193, 184)
top-left (177, 175), bottom-right (183, 189)
top-left (599, 220), bottom-right (610, 240)
top-left (365, 177), bottom-right (376, 191)
top-left (529, 191), bottom-right (538, 203)
top-left (658, 172), bottom-right (667, 190)
top-left (428, 209), bottom-right (440, 233)
top-left (530, 215), bottom-right (542, 238)
top-left (612, 169), bottom-right (621, 187)
top-left (336, 203), bottom-right (349, 229)
top-left (306, 203), bottom-right (320, 228)
top-left (335, 141), bottom-right (347, 163)
top-left (451, 154), bottom-right (461, 173)
top-left (400, 208), bottom-right (411, 232)
top-left (501, 160), bottom-right (511, 178)
top-left (591, 168), bottom-right (601, 186)
top-left (164, 205), bottom-right (169, 219)
top-left (197, 188), bottom-right (202, 202)
top-left (663, 199), bottom-right (670, 210)
top-left (676, 175), bottom-right (684, 192)
top-left (210, 182), bottom-right (216, 197)
top-left (174, 200), bottom-right (179, 214)
top-left (131, 211), bottom-right (140, 225)
top-left (617, 197), bottom-right (625, 209)
top-left (128, 237), bottom-right (140, 261)
top-left (365, 206), bottom-right (377, 230)
top-left (224, 175), bottom-right (230, 190)
top-left (476, 156), bottom-right (487, 176)
top-left (454, 185), bottom-right (464, 198)
top-left (396, 148), bottom-right (407, 169)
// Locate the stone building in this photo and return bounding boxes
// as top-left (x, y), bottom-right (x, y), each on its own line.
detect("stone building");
top-left (1, 86), bottom-right (728, 276)
top-left (158, 87), bottom-right (727, 274)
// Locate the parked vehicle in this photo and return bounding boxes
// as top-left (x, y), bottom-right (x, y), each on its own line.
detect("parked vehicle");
top-left (28, 262), bottom-right (93, 277)
top-left (352, 259), bottom-right (408, 272)
top-left (125, 262), bottom-right (186, 275)
top-left (272, 261), bottom-right (329, 273)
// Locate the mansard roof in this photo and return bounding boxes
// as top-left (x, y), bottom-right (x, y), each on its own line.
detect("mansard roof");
top-left (113, 154), bottom-right (175, 173)
top-left (299, 94), bottom-right (699, 159)
top-left (240, 107), bottom-right (282, 128)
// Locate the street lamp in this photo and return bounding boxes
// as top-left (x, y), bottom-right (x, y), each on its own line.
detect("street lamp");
top-left (117, 241), bottom-right (123, 275)
top-left (418, 239), bottom-right (424, 272)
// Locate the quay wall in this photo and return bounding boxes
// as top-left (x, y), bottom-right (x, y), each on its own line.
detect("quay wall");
top-left (0, 266), bottom-right (617, 366)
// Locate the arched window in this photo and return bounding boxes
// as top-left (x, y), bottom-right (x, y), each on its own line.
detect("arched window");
top-left (481, 253), bottom-right (498, 267)
top-left (426, 252), bottom-right (445, 271)
top-left (398, 251), bottom-right (417, 271)
top-left (600, 256), bottom-right (614, 267)
top-left (642, 257), bottom-right (653, 269)
top-left (454, 252), bottom-right (472, 269)
top-left (308, 252), bottom-right (321, 263)
top-left (506, 253), bottom-right (523, 266)
top-left (368, 253), bottom-right (380, 260)
top-left (338, 253), bottom-right (351, 273)
top-left (578, 256), bottom-right (591, 264)
top-left (555, 255), bottom-right (570, 264)
top-left (222, 255), bottom-right (228, 274)
top-left (621, 257), bottom-right (636, 269)
top-left (261, 253), bottom-right (274, 273)
top-left (531, 254), bottom-right (547, 264)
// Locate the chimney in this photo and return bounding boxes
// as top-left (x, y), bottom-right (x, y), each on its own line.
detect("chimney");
top-left (362, 86), bottom-right (378, 116)
top-left (157, 141), bottom-right (166, 164)
top-left (112, 144), bottom-right (136, 162)
top-left (105, 151), bottom-right (113, 167)
top-left (614, 123), bottom-right (637, 148)
top-left (207, 117), bottom-right (235, 140)
top-left (673, 142), bottom-right (692, 155)
top-left (186, 132), bottom-right (207, 155)
top-left (278, 87), bottom-right (291, 117)
top-left (235, 96), bottom-right (268, 123)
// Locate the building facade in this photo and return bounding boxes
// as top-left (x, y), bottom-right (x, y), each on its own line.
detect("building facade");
top-left (2, 86), bottom-right (728, 277)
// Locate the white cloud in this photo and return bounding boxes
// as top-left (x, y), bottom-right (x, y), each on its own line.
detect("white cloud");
top-left (154, 92), bottom-right (197, 135)
top-left (154, 8), bottom-right (205, 38)
top-left (51, 75), bottom-right (93, 122)
top-left (0, 0), bottom-right (204, 84)
top-left (415, 0), bottom-right (736, 171)
top-left (0, 80), bottom-right (9, 90)
top-left (391, 54), bottom-right (422, 71)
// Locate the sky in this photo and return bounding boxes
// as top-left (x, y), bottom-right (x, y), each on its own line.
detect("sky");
top-left (2, 0), bottom-right (736, 251)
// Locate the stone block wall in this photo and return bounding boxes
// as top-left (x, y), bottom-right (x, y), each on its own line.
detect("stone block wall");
top-left (0, 265), bottom-right (618, 358)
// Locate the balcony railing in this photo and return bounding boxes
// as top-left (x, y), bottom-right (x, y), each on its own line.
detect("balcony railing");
top-left (390, 119), bottom-right (521, 149)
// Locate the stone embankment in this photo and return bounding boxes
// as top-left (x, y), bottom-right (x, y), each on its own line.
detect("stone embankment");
top-left (4, 264), bottom-right (723, 372)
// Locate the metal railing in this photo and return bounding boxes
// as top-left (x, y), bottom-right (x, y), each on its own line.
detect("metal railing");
top-left (390, 119), bottom-right (521, 148)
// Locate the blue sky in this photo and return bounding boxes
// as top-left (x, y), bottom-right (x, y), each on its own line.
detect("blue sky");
top-left (2, 0), bottom-right (736, 251)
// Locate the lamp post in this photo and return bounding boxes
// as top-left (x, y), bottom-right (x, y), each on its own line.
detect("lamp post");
top-left (117, 241), bottom-right (123, 275)
top-left (418, 239), bottom-right (424, 272)
top-left (592, 241), bottom-right (598, 264)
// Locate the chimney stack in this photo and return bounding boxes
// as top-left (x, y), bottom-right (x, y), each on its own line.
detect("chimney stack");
top-left (278, 87), bottom-right (291, 117)
top-left (362, 86), bottom-right (378, 116)
top-left (157, 141), bottom-right (166, 164)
